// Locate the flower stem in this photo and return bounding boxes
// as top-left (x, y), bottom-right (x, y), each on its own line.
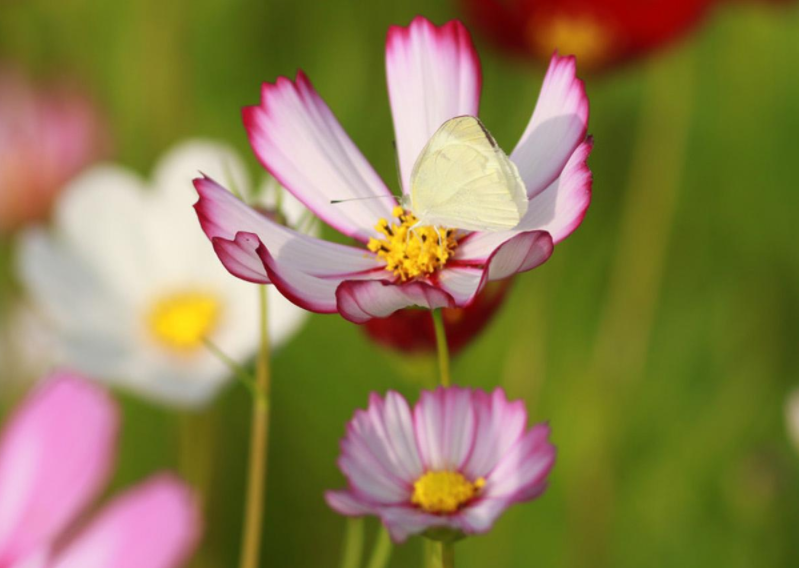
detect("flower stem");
top-left (239, 285), bottom-right (271, 568)
top-left (339, 518), bottom-right (364, 568)
top-left (365, 527), bottom-right (392, 568)
top-left (430, 309), bottom-right (451, 387)
top-left (441, 542), bottom-right (455, 568)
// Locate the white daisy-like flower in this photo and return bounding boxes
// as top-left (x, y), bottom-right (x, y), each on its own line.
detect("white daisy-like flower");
top-left (16, 139), bottom-right (311, 407)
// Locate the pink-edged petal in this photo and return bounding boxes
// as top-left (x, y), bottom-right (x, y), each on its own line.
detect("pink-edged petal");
top-left (455, 498), bottom-right (511, 534)
top-left (379, 507), bottom-right (452, 544)
top-left (338, 435), bottom-right (410, 504)
top-left (194, 176), bottom-right (381, 278)
top-left (510, 53), bottom-right (589, 199)
top-left (451, 230), bottom-right (553, 286)
top-left (243, 72), bottom-right (395, 242)
top-left (454, 140), bottom-right (592, 261)
top-left (462, 389), bottom-right (528, 480)
top-left (413, 387), bottom-right (476, 472)
top-left (483, 424), bottom-right (555, 502)
top-left (364, 392), bottom-right (424, 482)
top-left (324, 490), bottom-right (375, 517)
top-left (386, 17), bottom-right (481, 193)
top-left (0, 373), bottom-right (117, 565)
top-left (50, 475), bottom-right (200, 568)
top-left (336, 280), bottom-right (455, 324)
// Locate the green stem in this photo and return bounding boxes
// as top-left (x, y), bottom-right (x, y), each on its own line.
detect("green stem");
top-left (339, 518), bottom-right (365, 568)
top-left (441, 543), bottom-right (455, 568)
top-left (239, 286), bottom-right (271, 568)
top-left (430, 309), bottom-right (451, 387)
top-left (365, 527), bottom-right (392, 568)
top-left (202, 338), bottom-right (263, 403)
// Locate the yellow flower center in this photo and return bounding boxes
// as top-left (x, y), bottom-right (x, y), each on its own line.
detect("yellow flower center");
top-left (529, 15), bottom-right (615, 70)
top-left (411, 471), bottom-right (485, 514)
top-left (367, 206), bottom-right (458, 282)
top-left (147, 292), bottom-right (220, 352)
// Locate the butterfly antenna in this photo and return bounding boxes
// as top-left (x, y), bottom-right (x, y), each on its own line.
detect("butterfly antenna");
top-left (330, 195), bottom-right (401, 205)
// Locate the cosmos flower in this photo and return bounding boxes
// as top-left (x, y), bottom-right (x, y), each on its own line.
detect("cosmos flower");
top-left (193, 16), bottom-right (592, 323)
top-left (457, 0), bottom-right (716, 72)
top-left (325, 387), bottom-right (555, 543)
top-left (0, 68), bottom-right (108, 233)
top-left (17, 140), bottom-right (310, 407)
top-left (362, 280), bottom-right (513, 354)
top-left (0, 372), bottom-right (199, 568)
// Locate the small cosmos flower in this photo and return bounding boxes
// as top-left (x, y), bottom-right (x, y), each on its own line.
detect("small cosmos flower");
top-left (16, 140), bottom-right (310, 407)
top-left (0, 68), bottom-right (108, 234)
top-left (0, 372), bottom-right (199, 568)
top-left (193, 16), bottom-right (592, 324)
top-left (457, 0), bottom-right (715, 72)
top-left (325, 387), bottom-right (555, 543)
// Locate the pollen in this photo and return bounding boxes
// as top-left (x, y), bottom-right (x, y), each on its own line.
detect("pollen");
top-left (367, 206), bottom-right (458, 282)
top-left (411, 471), bottom-right (486, 514)
top-left (147, 292), bottom-right (220, 352)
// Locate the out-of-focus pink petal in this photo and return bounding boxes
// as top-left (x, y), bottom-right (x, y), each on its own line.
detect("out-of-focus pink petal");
top-left (413, 388), bottom-right (476, 471)
top-left (324, 490), bottom-right (375, 517)
top-left (462, 389), bottom-right (528, 480)
top-left (452, 498), bottom-right (512, 534)
top-left (243, 72), bottom-right (395, 242)
top-left (364, 392), bottom-right (425, 482)
top-left (386, 17), bottom-right (482, 193)
top-left (510, 53), bottom-right (589, 199)
top-left (0, 373), bottom-right (117, 564)
top-left (335, 280), bottom-right (455, 324)
top-left (49, 475), bottom-right (199, 568)
top-left (379, 507), bottom-right (449, 544)
top-left (483, 424), bottom-right (556, 502)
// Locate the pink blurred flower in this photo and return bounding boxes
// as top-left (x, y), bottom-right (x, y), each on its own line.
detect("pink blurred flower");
top-left (325, 387), bottom-right (555, 543)
top-left (193, 16), bottom-right (592, 323)
top-left (0, 372), bottom-right (200, 568)
top-left (0, 69), bottom-right (108, 233)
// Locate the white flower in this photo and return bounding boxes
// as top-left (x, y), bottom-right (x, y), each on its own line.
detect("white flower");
top-left (16, 139), bottom-right (310, 407)
top-left (786, 389), bottom-right (799, 454)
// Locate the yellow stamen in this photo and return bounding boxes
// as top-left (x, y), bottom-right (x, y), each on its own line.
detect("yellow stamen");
top-left (148, 292), bottom-right (220, 351)
top-left (411, 471), bottom-right (485, 514)
top-left (367, 206), bottom-right (458, 282)
top-left (529, 15), bottom-right (615, 70)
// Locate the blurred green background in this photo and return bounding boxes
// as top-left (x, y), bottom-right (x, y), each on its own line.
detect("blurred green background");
top-left (1, 0), bottom-right (799, 566)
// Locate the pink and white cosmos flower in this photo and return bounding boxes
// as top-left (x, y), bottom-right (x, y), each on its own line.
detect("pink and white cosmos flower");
top-left (325, 387), bottom-right (555, 543)
top-left (193, 16), bottom-right (592, 323)
top-left (0, 373), bottom-right (199, 568)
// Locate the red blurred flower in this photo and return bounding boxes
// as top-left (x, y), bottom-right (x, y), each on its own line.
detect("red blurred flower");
top-left (458, 0), bottom-right (717, 72)
top-left (0, 69), bottom-right (109, 233)
top-left (362, 279), bottom-right (512, 355)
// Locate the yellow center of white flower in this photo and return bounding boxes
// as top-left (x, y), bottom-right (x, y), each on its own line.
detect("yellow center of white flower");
top-left (411, 471), bottom-right (485, 514)
top-left (367, 206), bottom-right (458, 282)
top-left (147, 292), bottom-right (220, 351)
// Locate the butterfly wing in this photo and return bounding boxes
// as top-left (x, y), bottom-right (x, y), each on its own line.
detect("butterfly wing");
top-left (409, 116), bottom-right (528, 232)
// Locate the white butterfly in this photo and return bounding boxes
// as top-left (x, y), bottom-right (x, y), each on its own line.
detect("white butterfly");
top-left (403, 115), bottom-right (528, 232)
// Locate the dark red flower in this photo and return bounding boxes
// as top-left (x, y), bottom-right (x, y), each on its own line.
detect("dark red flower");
top-left (458, 0), bottom-right (717, 72)
top-left (362, 279), bottom-right (513, 354)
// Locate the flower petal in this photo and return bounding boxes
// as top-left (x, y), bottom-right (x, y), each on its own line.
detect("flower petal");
top-left (50, 475), bottom-right (200, 568)
top-left (510, 53), bottom-right (589, 199)
top-left (483, 424), bottom-right (555, 502)
top-left (0, 373), bottom-right (117, 564)
top-left (413, 387), bottom-right (476, 471)
top-left (462, 389), bottom-right (528, 480)
top-left (324, 490), bottom-right (375, 517)
top-left (386, 17), bottom-right (481, 193)
top-left (243, 72), bottom-right (395, 242)
top-left (455, 140), bottom-right (592, 261)
top-left (365, 392), bottom-right (425, 482)
top-left (194, 176), bottom-right (383, 285)
top-left (335, 280), bottom-right (455, 324)
top-left (455, 498), bottom-right (512, 534)
top-left (379, 507), bottom-right (450, 544)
